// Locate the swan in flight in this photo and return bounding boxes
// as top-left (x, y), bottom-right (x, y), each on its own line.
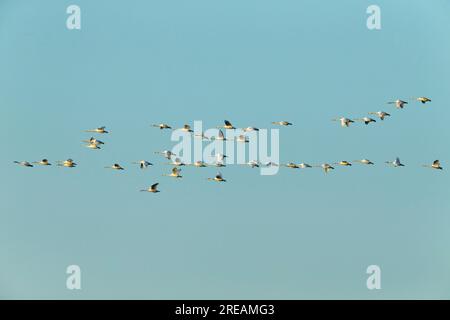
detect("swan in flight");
top-left (263, 162), bottom-right (279, 167)
top-left (85, 126), bottom-right (109, 134)
top-left (422, 160), bottom-right (443, 170)
top-left (132, 160), bottom-right (153, 169)
top-left (333, 117), bottom-right (354, 127)
top-left (369, 111), bottom-right (390, 121)
top-left (213, 129), bottom-right (228, 141)
top-left (14, 161), bottom-right (33, 167)
top-left (85, 142), bottom-right (101, 150)
top-left (386, 157), bottom-right (405, 167)
top-left (188, 160), bottom-right (208, 168)
top-left (209, 154), bottom-right (227, 167)
top-left (218, 120), bottom-right (236, 130)
top-left (105, 163), bottom-right (125, 170)
top-left (83, 137), bottom-right (105, 145)
top-left (387, 99), bottom-right (408, 109)
top-left (272, 121), bottom-right (292, 126)
top-left (353, 159), bottom-right (374, 165)
top-left (216, 153), bottom-right (227, 162)
top-left (211, 161), bottom-right (226, 167)
top-left (354, 117), bottom-right (376, 125)
top-left (321, 163), bottom-right (335, 173)
top-left (152, 123), bottom-right (172, 130)
top-left (32, 159), bottom-right (51, 166)
top-left (155, 150), bottom-right (176, 159)
top-left (243, 127), bottom-right (259, 132)
top-left (178, 124), bottom-right (193, 133)
top-left (242, 160), bottom-right (260, 168)
top-left (57, 159), bottom-right (77, 167)
top-left (163, 167), bottom-right (182, 178)
top-left (415, 97), bottom-right (432, 104)
top-left (235, 135), bottom-right (249, 143)
top-left (333, 161), bottom-right (352, 166)
top-left (208, 172), bottom-right (226, 182)
top-left (194, 132), bottom-right (210, 140)
top-left (140, 183), bottom-right (160, 193)
top-left (283, 162), bottom-right (300, 169)
top-left (313, 163), bottom-right (335, 173)
top-left (168, 157), bottom-right (185, 167)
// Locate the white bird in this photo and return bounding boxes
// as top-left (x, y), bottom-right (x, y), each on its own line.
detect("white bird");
top-left (140, 183), bottom-right (160, 193)
top-left (387, 99), bottom-right (408, 109)
top-left (333, 160), bottom-right (352, 167)
top-left (236, 135), bottom-right (249, 143)
top-left (213, 129), bottom-right (227, 141)
top-left (14, 161), bottom-right (33, 167)
top-left (194, 132), bottom-right (210, 140)
top-left (243, 127), bottom-right (259, 132)
top-left (386, 157), bottom-right (405, 167)
top-left (211, 161), bottom-right (226, 167)
top-left (85, 142), bottom-right (101, 150)
top-left (208, 172), bottom-right (226, 182)
top-left (152, 123), bottom-right (172, 130)
top-left (298, 163), bottom-right (312, 169)
top-left (353, 159), bottom-right (374, 165)
top-left (218, 120), bottom-right (236, 130)
top-left (333, 117), bottom-right (354, 127)
top-left (155, 150), bottom-right (176, 159)
top-left (32, 159), bottom-right (51, 166)
top-left (132, 160), bottom-right (153, 169)
top-left (105, 163), bottom-right (125, 170)
top-left (168, 157), bottom-right (185, 167)
top-left (272, 121), bottom-right (292, 126)
top-left (216, 153), bottom-right (227, 162)
top-left (57, 159), bottom-right (77, 167)
top-left (283, 162), bottom-right (300, 169)
top-left (369, 111), bottom-right (390, 121)
top-left (422, 160), bottom-right (443, 170)
top-left (188, 160), bottom-right (208, 168)
top-left (313, 163), bottom-right (335, 173)
top-left (242, 160), bottom-right (260, 168)
top-left (163, 167), bottom-right (182, 178)
top-left (83, 137), bottom-right (105, 145)
top-left (263, 162), bottom-right (279, 167)
top-left (85, 126), bottom-right (109, 134)
top-left (178, 124), bottom-right (193, 133)
top-left (354, 117), bottom-right (376, 125)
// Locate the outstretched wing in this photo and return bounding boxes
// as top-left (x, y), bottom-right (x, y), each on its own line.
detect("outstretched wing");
top-left (151, 183), bottom-right (159, 190)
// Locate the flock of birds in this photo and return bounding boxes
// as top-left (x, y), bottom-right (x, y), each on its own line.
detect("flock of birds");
top-left (332, 97), bottom-right (431, 127)
top-left (13, 96), bottom-right (442, 193)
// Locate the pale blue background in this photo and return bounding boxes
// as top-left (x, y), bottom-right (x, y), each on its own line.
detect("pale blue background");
top-left (1, 0), bottom-right (449, 299)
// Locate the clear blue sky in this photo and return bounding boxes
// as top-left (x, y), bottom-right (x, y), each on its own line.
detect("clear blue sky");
top-left (1, 0), bottom-right (450, 299)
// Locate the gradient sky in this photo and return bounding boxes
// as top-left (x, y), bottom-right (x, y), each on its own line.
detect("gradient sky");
top-left (1, 0), bottom-right (450, 299)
